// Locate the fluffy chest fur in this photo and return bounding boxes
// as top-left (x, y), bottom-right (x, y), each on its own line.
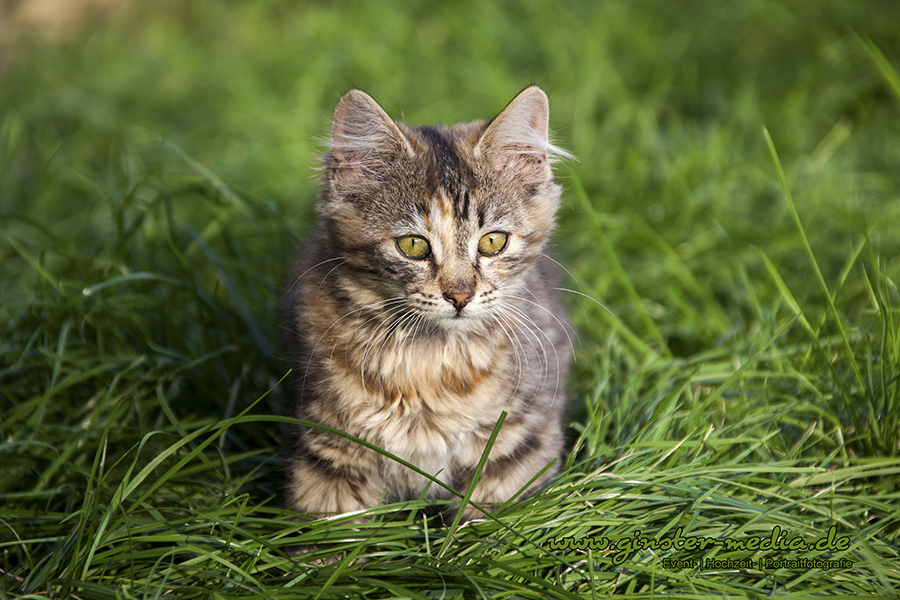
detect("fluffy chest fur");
top-left (283, 86), bottom-right (571, 520)
top-left (296, 264), bottom-right (545, 493)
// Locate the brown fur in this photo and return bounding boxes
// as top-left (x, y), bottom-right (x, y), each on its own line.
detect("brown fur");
top-left (284, 86), bottom-right (572, 522)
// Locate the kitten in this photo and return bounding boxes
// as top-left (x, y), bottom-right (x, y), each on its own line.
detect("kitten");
top-left (283, 86), bottom-right (572, 523)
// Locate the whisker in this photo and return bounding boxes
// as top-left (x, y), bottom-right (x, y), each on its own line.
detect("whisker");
top-left (359, 304), bottom-right (413, 399)
top-left (506, 291), bottom-right (576, 357)
top-left (538, 251), bottom-right (616, 319)
top-left (282, 256), bottom-right (347, 299)
top-left (490, 308), bottom-right (528, 369)
top-left (315, 260), bottom-right (350, 300)
top-left (376, 308), bottom-right (421, 380)
top-left (538, 252), bottom-right (583, 289)
top-left (404, 312), bottom-right (432, 395)
top-left (493, 306), bottom-right (537, 371)
top-left (553, 286), bottom-right (615, 317)
top-left (302, 296), bottom-right (406, 390)
top-left (499, 296), bottom-right (565, 405)
top-left (497, 304), bottom-right (558, 403)
top-left (487, 312), bottom-right (525, 399)
top-left (502, 305), bottom-right (551, 381)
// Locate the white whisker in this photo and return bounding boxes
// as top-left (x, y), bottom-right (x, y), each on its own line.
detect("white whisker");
top-left (503, 304), bottom-right (551, 381)
top-left (282, 256), bottom-right (347, 299)
top-left (302, 296), bottom-right (406, 393)
top-left (315, 260), bottom-right (350, 300)
top-left (493, 306), bottom-right (537, 371)
top-left (506, 291), bottom-right (576, 358)
top-left (486, 312), bottom-right (525, 399)
top-left (359, 303), bottom-right (413, 400)
top-left (496, 302), bottom-right (561, 406)
top-left (539, 252), bottom-right (580, 288)
top-left (553, 286), bottom-right (615, 317)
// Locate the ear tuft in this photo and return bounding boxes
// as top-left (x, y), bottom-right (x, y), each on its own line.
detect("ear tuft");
top-left (329, 90), bottom-right (412, 188)
top-left (477, 86), bottom-right (570, 182)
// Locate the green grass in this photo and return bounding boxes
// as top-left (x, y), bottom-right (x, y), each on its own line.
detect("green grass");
top-left (2, 1), bottom-right (900, 597)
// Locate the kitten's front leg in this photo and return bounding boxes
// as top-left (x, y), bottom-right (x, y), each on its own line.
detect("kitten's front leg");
top-left (284, 444), bottom-right (384, 561)
top-left (454, 424), bottom-right (561, 522)
top-left (285, 425), bottom-right (386, 520)
top-left (285, 456), bottom-right (384, 518)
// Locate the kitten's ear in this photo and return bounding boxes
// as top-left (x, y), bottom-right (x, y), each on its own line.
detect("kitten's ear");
top-left (329, 90), bottom-right (412, 188)
top-left (476, 86), bottom-right (561, 183)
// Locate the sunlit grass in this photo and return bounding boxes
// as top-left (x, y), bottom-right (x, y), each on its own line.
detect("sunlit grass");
top-left (2, 1), bottom-right (900, 597)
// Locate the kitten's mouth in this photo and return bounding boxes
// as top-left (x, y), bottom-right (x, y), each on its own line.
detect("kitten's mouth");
top-left (428, 307), bottom-right (479, 331)
top-left (431, 310), bottom-right (466, 323)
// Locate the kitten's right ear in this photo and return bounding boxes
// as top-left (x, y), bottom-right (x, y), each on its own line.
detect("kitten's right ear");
top-left (329, 90), bottom-right (413, 189)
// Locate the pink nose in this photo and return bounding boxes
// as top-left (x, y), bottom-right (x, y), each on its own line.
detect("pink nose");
top-left (443, 290), bottom-right (472, 311)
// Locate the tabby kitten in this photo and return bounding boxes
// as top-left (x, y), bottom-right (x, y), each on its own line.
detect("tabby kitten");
top-left (284, 86), bottom-right (572, 522)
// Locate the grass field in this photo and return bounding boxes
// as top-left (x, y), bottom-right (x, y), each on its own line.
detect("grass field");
top-left (2, 1), bottom-right (900, 597)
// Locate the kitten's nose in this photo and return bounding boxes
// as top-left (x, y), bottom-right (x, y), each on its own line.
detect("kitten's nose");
top-left (443, 289), bottom-right (473, 311)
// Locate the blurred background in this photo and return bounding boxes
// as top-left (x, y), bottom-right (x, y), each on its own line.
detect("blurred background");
top-left (3, 1), bottom-right (898, 206)
top-left (3, 0), bottom-right (899, 381)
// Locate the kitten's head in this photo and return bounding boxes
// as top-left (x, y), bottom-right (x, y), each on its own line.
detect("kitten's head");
top-left (317, 86), bottom-right (568, 332)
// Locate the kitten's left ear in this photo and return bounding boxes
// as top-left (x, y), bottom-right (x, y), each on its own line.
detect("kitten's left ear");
top-left (476, 86), bottom-right (561, 182)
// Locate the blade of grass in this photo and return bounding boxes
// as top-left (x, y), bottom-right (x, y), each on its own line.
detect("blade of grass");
top-left (438, 410), bottom-right (505, 558)
top-left (567, 172), bottom-right (665, 356)
top-left (763, 126), bottom-right (865, 393)
top-left (862, 35), bottom-right (900, 103)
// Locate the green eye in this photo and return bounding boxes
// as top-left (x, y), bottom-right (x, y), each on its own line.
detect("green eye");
top-left (478, 232), bottom-right (508, 256)
top-left (396, 236), bottom-right (431, 259)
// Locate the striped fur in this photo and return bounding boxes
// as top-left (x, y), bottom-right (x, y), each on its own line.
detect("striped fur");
top-left (284, 86), bottom-right (572, 522)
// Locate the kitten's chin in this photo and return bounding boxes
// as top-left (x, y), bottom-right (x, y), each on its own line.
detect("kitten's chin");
top-left (430, 310), bottom-right (487, 334)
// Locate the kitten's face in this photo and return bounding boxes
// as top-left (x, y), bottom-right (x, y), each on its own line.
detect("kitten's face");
top-left (319, 87), bottom-right (564, 332)
top-left (380, 178), bottom-right (537, 330)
